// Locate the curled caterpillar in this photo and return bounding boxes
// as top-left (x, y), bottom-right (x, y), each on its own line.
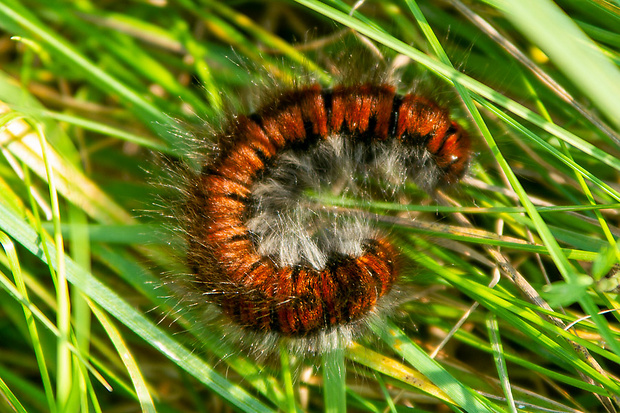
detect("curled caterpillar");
top-left (184, 83), bottom-right (470, 349)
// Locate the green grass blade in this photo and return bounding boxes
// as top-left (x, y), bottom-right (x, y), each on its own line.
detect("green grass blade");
top-left (323, 347), bottom-right (346, 413)
top-left (372, 320), bottom-right (498, 413)
top-left (491, 0), bottom-right (620, 132)
top-left (0, 375), bottom-right (29, 413)
top-left (0, 232), bottom-right (56, 413)
top-left (486, 315), bottom-right (517, 413)
top-left (89, 303), bottom-right (156, 413)
top-left (279, 344), bottom-right (297, 413)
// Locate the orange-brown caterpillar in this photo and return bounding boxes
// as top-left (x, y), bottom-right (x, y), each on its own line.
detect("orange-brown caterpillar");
top-left (184, 83), bottom-right (470, 346)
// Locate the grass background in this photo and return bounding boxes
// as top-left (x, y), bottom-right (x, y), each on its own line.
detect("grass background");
top-left (0, 0), bottom-right (620, 412)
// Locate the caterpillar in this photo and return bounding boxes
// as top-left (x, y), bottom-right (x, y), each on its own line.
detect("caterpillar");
top-left (183, 82), bottom-right (471, 351)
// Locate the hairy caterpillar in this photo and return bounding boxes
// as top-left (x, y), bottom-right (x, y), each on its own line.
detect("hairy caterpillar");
top-left (181, 80), bottom-right (471, 353)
